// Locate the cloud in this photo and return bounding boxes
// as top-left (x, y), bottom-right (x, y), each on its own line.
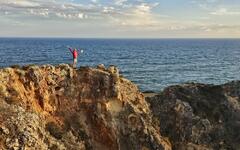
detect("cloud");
top-left (200, 0), bottom-right (218, 3)
top-left (191, 0), bottom-right (219, 5)
top-left (55, 12), bottom-right (87, 19)
top-left (0, 0), bottom-right (97, 19)
top-left (102, 6), bottom-right (115, 14)
top-left (0, 0), bottom-right (164, 31)
top-left (191, 0), bottom-right (220, 10)
top-left (199, 24), bottom-right (240, 35)
top-left (115, 0), bottom-right (128, 6)
top-left (4, 0), bottom-right (40, 7)
top-left (28, 8), bottom-right (49, 17)
top-left (91, 0), bottom-right (98, 3)
top-left (0, 0), bottom-right (240, 38)
top-left (110, 2), bottom-right (160, 27)
top-left (135, 3), bottom-right (152, 14)
top-left (210, 8), bottom-right (240, 16)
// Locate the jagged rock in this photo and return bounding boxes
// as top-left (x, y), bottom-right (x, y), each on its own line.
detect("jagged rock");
top-left (147, 82), bottom-right (240, 150)
top-left (0, 64), bottom-right (171, 150)
top-left (97, 64), bottom-right (106, 71)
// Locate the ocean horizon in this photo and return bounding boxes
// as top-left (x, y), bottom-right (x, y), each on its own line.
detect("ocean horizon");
top-left (0, 38), bottom-right (239, 92)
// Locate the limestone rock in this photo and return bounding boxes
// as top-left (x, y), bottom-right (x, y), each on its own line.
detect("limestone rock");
top-left (147, 82), bottom-right (240, 150)
top-left (0, 64), bottom-right (171, 150)
top-left (97, 64), bottom-right (106, 71)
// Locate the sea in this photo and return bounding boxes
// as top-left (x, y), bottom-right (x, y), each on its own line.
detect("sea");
top-left (0, 38), bottom-right (239, 92)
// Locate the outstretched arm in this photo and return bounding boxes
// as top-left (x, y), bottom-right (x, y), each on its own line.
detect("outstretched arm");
top-left (68, 48), bottom-right (73, 53)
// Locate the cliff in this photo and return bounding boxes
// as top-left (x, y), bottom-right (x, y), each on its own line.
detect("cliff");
top-left (147, 81), bottom-right (240, 150)
top-left (0, 64), bottom-right (171, 150)
top-left (0, 64), bottom-right (240, 150)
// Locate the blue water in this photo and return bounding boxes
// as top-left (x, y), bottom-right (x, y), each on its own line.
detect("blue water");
top-left (0, 38), bottom-right (240, 92)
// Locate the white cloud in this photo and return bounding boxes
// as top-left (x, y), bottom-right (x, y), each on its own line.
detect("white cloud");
top-left (114, 2), bottom-right (160, 27)
top-left (115, 0), bottom-right (127, 6)
top-left (135, 3), bottom-right (151, 14)
top-left (0, 0), bottom-right (96, 20)
top-left (102, 6), bottom-right (115, 13)
top-left (202, 0), bottom-right (218, 3)
top-left (191, 0), bottom-right (220, 10)
top-left (0, 0), bottom-right (162, 27)
top-left (0, 0), bottom-right (240, 37)
top-left (191, 0), bottom-right (219, 4)
top-left (91, 0), bottom-right (98, 3)
top-left (55, 12), bottom-right (87, 19)
top-left (6, 0), bottom-right (40, 7)
top-left (210, 8), bottom-right (240, 16)
top-left (29, 9), bottom-right (49, 17)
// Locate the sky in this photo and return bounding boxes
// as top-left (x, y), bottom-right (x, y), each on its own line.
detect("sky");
top-left (0, 0), bottom-right (240, 38)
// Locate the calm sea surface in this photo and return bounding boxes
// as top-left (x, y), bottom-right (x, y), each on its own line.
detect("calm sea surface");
top-left (0, 38), bottom-right (239, 91)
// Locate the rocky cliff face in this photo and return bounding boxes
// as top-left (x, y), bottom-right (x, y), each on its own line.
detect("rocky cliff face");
top-left (0, 64), bottom-right (171, 150)
top-left (147, 82), bottom-right (240, 150)
top-left (1, 64), bottom-right (239, 150)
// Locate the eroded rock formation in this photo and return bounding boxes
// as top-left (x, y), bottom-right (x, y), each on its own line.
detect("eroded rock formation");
top-left (0, 64), bottom-right (171, 150)
top-left (147, 82), bottom-right (240, 150)
top-left (1, 64), bottom-right (240, 150)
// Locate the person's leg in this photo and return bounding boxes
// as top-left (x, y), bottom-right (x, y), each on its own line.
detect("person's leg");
top-left (72, 59), bottom-right (74, 68)
top-left (73, 58), bottom-right (77, 68)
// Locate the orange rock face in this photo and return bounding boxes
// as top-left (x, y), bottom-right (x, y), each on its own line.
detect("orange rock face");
top-left (0, 64), bottom-right (171, 150)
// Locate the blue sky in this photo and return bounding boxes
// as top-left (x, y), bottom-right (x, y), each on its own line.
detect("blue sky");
top-left (0, 0), bottom-right (240, 38)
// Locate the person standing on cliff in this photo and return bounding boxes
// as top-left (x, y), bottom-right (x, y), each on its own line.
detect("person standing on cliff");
top-left (68, 48), bottom-right (79, 68)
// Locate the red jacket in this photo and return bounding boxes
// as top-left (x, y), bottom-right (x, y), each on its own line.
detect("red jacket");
top-left (69, 48), bottom-right (78, 58)
top-left (73, 50), bottom-right (78, 59)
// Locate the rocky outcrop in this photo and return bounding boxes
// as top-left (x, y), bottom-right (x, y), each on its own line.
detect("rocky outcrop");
top-left (1, 64), bottom-right (240, 150)
top-left (147, 82), bottom-right (240, 150)
top-left (0, 64), bottom-right (171, 150)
